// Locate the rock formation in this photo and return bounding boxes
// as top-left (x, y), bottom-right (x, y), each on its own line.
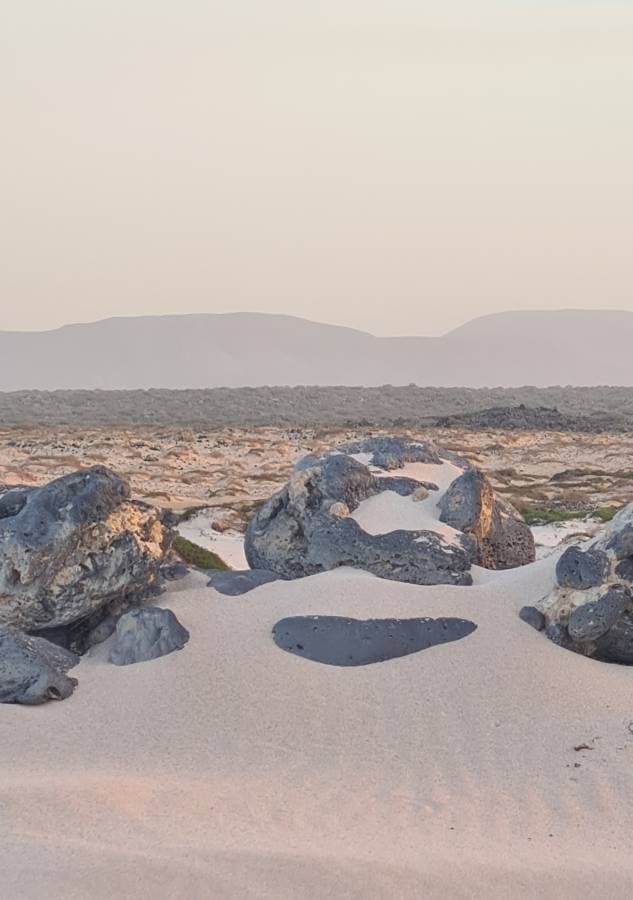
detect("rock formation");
top-left (0, 467), bottom-right (173, 633)
top-left (534, 503), bottom-right (633, 663)
top-left (246, 438), bottom-right (534, 585)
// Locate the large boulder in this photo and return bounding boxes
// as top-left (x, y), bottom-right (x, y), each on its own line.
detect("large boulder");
top-left (535, 503), bottom-right (633, 663)
top-left (0, 627), bottom-right (79, 704)
top-left (438, 468), bottom-right (535, 569)
top-left (109, 606), bottom-right (189, 666)
top-left (0, 467), bottom-right (173, 633)
top-left (245, 440), bottom-right (530, 586)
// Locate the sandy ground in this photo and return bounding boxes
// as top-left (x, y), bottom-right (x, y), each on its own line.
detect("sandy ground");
top-left (3, 556), bottom-right (633, 898)
top-left (177, 511), bottom-right (248, 569)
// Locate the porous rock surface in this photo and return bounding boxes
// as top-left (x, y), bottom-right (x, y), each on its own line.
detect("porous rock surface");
top-left (246, 438), bottom-right (533, 585)
top-left (109, 606), bottom-right (189, 666)
top-left (0, 467), bottom-right (172, 632)
top-left (537, 503), bottom-right (633, 663)
top-left (0, 627), bottom-right (79, 704)
top-left (438, 468), bottom-right (535, 569)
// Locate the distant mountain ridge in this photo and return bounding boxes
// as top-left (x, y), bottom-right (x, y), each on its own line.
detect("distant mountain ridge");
top-left (1, 309), bottom-right (632, 389)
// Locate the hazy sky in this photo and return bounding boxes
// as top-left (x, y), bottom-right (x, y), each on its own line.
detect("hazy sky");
top-left (3, 1), bottom-right (633, 336)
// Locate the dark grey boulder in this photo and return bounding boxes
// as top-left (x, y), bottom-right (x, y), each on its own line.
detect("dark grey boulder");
top-left (247, 496), bottom-right (474, 585)
top-left (207, 569), bottom-right (283, 596)
top-left (109, 606), bottom-right (189, 666)
top-left (439, 468), bottom-right (535, 569)
top-left (272, 615), bottom-right (477, 667)
top-left (519, 606), bottom-right (546, 631)
top-left (0, 627), bottom-right (79, 704)
top-left (0, 467), bottom-right (173, 631)
top-left (568, 586), bottom-right (631, 642)
top-left (555, 546), bottom-right (609, 590)
top-left (245, 449), bottom-right (475, 586)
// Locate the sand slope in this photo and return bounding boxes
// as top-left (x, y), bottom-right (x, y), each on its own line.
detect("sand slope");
top-left (2, 559), bottom-right (633, 898)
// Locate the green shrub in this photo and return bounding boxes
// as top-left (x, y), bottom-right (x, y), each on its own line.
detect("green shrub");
top-left (173, 535), bottom-right (230, 570)
top-left (520, 505), bottom-right (620, 526)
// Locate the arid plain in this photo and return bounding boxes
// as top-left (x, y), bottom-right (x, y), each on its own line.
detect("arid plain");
top-left (3, 425), bottom-right (633, 532)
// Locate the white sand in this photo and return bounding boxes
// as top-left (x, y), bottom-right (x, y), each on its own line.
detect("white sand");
top-left (532, 518), bottom-right (606, 559)
top-left (3, 557), bottom-right (633, 898)
top-left (177, 512), bottom-right (248, 569)
top-left (353, 460), bottom-right (467, 546)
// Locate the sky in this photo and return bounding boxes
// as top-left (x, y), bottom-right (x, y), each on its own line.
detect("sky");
top-left (2, 1), bottom-right (633, 336)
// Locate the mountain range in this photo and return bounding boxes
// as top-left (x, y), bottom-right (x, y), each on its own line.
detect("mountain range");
top-left (0, 309), bottom-right (631, 389)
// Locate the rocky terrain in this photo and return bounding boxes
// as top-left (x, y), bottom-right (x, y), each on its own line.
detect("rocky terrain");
top-left (2, 425), bottom-right (633, 533)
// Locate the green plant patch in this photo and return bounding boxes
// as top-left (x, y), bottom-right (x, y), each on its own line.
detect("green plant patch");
top-left (520, 505), bottom-right (620, 527)
top-left (173, 535), bottom-right (230, 570)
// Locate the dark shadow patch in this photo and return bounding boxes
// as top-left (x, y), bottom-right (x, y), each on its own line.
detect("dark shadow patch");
top-left (272, 615), bottom-right (477, 666)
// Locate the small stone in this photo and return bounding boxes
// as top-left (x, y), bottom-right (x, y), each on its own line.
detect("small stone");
top-left (412, 486), bottom-right (429, 502)
top-left (519, 606), bottom-right (546, 631)
top-left (328, 501), bottom-right (350, 518)
top-left (109, 607), bottom-right (189, 666)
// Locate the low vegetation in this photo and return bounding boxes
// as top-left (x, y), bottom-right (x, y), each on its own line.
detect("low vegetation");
top-left (520, 506), bottom-right (619, 527)
top-left (2, 386), bottom-right (633, 428)
top-left (173, 535), bottom-right (230, 570)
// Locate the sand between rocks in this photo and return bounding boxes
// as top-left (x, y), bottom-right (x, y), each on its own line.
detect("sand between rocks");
top-left (2, 558), bottom-right (633, 898)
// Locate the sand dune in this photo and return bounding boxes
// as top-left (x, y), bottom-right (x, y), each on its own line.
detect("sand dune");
top-left (2, 556), bottom-right (633, 898)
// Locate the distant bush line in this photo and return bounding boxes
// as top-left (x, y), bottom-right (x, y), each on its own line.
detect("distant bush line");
top-left (2, 386), bottom-right (633, 429)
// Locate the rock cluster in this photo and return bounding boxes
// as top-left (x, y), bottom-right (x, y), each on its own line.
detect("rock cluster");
top-left (0, 467), bottom-right (184, 702)
top-left (535, 504), bottom-right (633, 663)
top-left (246, 438), bottom-right (534, 585)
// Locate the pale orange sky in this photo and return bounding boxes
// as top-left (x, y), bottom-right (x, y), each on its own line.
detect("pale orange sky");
top-left (2, 1), bottom-right (633, 336)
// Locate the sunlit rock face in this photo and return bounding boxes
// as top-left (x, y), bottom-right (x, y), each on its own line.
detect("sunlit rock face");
top-left (438, 469), bottom-right (535, 570)
top-left (246, 438), bottom-right (533, 585)
top-left (0, 467), bottom-right (173, 631)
